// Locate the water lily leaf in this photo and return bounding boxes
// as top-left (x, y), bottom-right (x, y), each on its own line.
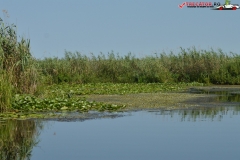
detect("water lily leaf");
top-left (61, 106), bottom-right (68, 110)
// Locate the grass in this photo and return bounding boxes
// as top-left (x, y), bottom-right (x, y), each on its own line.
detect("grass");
top-left (37, 48), bottom-right (240, 85)
top-left (1, 18), bottom-right (240, 116)
top-left (0, 18), bottom-right (39, 112)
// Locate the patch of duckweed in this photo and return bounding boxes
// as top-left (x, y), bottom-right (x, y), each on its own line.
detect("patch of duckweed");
top-left (85, 92), bottom-right (212, 110)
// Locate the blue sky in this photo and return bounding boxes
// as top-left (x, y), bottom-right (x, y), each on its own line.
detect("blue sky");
top-left (1, 0), bottom-right (240, 59)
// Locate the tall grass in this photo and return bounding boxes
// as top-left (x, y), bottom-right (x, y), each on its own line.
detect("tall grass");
top-left (160, 47), bottom-right (240, 84)
top-left (1, 16), bottom-right (240, 113)
top-left (0, 18), bottom-right (39, 112)
top-left (38, 51), bottom-right (173, 84)
top-left (37, 47), bottom-right (240, 85)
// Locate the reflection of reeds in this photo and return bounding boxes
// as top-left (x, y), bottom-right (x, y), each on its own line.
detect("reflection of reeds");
top-left (157, 106), bottom-right (240, 122)
top-left (0, 120), bottom-right (42, 160)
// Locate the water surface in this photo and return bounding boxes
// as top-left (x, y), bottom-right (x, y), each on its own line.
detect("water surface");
top-left (1, 89), bottom-right (240, 160)
top-left (30, 106), bottom-right (240, 160)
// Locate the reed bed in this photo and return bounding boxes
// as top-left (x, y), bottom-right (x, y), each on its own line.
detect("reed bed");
top-left (37, 48), bottom-right (240, 85)
top-left (1, 18), bottom-right (240, 114)
top-left (0, 18), bottom-right (40, 112)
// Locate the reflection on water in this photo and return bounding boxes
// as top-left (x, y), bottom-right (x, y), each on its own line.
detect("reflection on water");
top-left (0, 120), bottom-right (43, 160)
top-left (31, 107), bottom-right (240, 160)
top-left (1, 89), bottom-right (240, 160)
top-left (190, 88), bottom-right (240, 103)
top-left (154, 105), bottom-right (240, 122)
top-left (217, 92), bottom-right (240, 102)
top-left (1, 106), bottom-right (240, 160)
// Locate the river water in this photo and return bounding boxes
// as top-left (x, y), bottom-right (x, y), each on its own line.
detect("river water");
top-left (31, 107), bottom-right (240, 160)
top-left (1, 89), bottom-right (240, 160)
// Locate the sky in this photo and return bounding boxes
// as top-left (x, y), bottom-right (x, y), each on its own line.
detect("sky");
top-left (1, 0), bottom-right (240, 59)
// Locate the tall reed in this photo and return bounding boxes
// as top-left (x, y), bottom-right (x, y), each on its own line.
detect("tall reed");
top-left (0, 18), bottom-right (39, 112)
top-left (37, 47), bottom-right (240, 85)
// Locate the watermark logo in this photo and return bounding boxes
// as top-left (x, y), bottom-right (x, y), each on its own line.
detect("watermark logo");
top-left (179, 2), bottom-right (213, 8)
top-left (179, 2), bottom-right (186, 8)
top-left (179, 0), bottom-right (239, 10)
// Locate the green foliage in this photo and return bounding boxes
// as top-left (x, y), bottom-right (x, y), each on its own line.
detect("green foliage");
top-left (37, 51), bottom-right (173, 84)
top-left (36, 47), bottom-right (240, 85)
top-left (1, 16), bottom-right (240, 114)
top-left (11, 94), bottom-right (126, 113)
top-left (9, 82), bottom-right (202, 114)
top-left (0, 18), bottom-right (40, 112)
top-left (44, 82), bottom-right (203, 96)
top-left (0, 71), bottom-right (13, 112)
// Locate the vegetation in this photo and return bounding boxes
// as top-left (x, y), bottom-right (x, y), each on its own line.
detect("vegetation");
top-left (1, 18), bottom-right (240, 115)
top-left (0, 18), bottom-right (39, 112)
top-left (37, 48), bottom-right (240, 85)
top-left (7, 82), bottom-right (202, 118)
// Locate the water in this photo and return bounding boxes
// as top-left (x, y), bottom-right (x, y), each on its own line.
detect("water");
top-left (31, 107), bottom-right (240, 160)
top-left (1, 90), bottom-right (240, 160)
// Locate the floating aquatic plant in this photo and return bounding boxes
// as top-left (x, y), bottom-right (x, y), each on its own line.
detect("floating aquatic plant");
top-left (11, 94), bottom-right (126, 113)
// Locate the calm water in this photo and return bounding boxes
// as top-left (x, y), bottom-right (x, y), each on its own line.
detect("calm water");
top-left (30, 107), bottom-right (240, 160)
top-left (1, 91), bottom-right (240, 160)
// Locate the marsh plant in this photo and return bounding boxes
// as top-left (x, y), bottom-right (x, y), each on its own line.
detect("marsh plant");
top-left (38, 52), bottom-right (173, 84)
top-left (0, 18), bottom-right (39, 112)
top-left (37, 48), bottom-right (240, 85)
top-left (1, 16), bottom-right (240, 115)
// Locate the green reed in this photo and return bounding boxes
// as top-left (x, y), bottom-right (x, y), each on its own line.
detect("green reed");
top-left (0, 18), bottom-right (40, 112)
top-left (1, 16), bottom-right (240, 114)
top-left (37, 47), bottom-right (240, 85)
